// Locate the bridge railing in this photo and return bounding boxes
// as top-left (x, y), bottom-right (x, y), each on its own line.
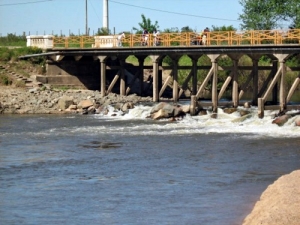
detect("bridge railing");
top-left (26, 29), bottom-right (300, 49)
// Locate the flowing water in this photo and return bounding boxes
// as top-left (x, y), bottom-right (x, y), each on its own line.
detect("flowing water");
top-left (0, 105), bottom-right (300, 225)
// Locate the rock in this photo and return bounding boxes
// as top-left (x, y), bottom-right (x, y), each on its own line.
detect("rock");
top-left (173, 105), bottom-right (185, 117)
top-left (77, 99), bottom-right (94, 109)
top-left (150, 102), bottom-right (169, 114)
top-left (151, 109), bottom-right (170, 120)
top-left (87, 106), bottom-right (96, 114)
top-left (272, 114), bottom-right (292, 126)
top-left (28, 87), bottom-right (39, 93)
top-left (240, 110), bottom-right (251, 117)
top-left (197, 109), bottom-right (207, 116)
top-left (181, 105), bottom-right (190, 113)
top-left (150, 102), bottom-right (175, 118)
top-left (294, 116), bottom-right (300, 126)
top-left (65, 104), bottom-right (77, 113)
top-left (57, 96), bottom-right (74, 110)
top-left (121, 102), bottom-right (135, 112)
top-left (0, 102), bottom-right (3, 113)
top-left (223, 108), bottom-right (237, 114)
top-left (244, 102), bottom-right (251, 108)
top-left (242, 170), bottom-right (300, 225)
top-left (232, 114), bottom-right (252, 123)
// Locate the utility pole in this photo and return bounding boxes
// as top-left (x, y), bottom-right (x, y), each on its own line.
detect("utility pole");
top-left (103, 0), bottom-right (108, 31)
top-left (85, 0), bottom-right (88, 35)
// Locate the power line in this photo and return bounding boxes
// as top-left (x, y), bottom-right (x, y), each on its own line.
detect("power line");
top-left (0, 0), bottom-right (53, 6)
top-left (109, 0), bottom-right (239, 22)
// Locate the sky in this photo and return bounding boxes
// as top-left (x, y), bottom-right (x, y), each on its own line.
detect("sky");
top-left (0, 0), bottom-right (244, 36)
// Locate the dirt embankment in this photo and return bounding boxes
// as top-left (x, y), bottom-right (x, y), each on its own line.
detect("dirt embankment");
top-left (242, 170), bottom-right (300, 225)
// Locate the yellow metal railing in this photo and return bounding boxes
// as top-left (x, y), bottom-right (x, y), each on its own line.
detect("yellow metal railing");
top-left (52, 29), bottom-right (300, 48)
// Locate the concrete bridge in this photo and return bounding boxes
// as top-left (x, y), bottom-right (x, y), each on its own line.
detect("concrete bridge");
top-left (22, 33), bottom-right (300, 118)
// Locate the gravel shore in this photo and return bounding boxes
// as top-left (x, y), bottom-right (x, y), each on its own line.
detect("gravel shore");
top-left (0, 85), bottom-right (153, 114)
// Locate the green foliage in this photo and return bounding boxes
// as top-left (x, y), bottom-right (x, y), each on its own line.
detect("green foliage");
top-left (132, 14), bottom-right (160, 33)
top-left (163, 27), bottom-right (179, 33)
top-left (96, 27), bottom-right (110, 35)
top-left (181, 26), bottom-right (194, 32)
top-left (0, 74), bottom-right (12, 85)
top-left (0, 48), bottom-right (12, 61)
top-left (239, 0), bottom-right (300, 29)
top-left (0, 33), bottom-right (26, 46)
top-left (211, 25), bottom-right (236, 31)
top-left (163, 56), bottom-right (173, 66)
top-left (0, 47), bottom-right (44, 65)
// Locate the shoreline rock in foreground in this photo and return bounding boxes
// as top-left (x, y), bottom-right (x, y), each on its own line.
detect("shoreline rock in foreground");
top-left (242, 170), bottom-right (300, 225)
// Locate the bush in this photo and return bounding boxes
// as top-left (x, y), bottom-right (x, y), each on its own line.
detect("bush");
top-left (0, 74), bottom-right (12, 85)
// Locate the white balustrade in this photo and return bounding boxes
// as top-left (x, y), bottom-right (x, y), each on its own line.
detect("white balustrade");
top-left (26, 35), bottom-right (54, 49)
top-left (93, 35), bottom-right (117, 48)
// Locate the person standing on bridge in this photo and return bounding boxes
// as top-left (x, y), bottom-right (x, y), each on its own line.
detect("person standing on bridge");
top-left (142, 28), bottom-right (149, 46)
top-left (202, 27), bottom-right (210, 45)
top-left (153, 29), bottom-right (160, 46)
top-left (117, 32), bottom-right (125, 47)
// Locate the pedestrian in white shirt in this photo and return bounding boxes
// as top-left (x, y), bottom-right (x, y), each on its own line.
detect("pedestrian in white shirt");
top-left (117, 32), bottom-right (125, 47)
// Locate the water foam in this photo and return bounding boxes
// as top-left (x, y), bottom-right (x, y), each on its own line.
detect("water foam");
top-left (92, 104), bottom-right (300, 138)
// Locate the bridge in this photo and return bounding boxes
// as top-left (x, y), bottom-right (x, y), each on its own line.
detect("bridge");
top-left (22, 30), bottom-right (300, 118)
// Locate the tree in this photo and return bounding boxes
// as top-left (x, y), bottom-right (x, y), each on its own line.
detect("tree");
top-left (163, 27), bottom-right (179, 33)
top-left (238, 0), bottom-right (300, 30)
top-left (181, 26), bottom-right (194, 33)
top-left (132, 14), bottom-right (159, 34)
top-left (211, 25), bottom-right (236, 31)
top-left (96, 27), bottom-right (110, 35)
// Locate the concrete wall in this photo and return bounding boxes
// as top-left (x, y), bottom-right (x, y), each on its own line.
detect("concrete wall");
top-left (38, 56), bottom-right (100, 90)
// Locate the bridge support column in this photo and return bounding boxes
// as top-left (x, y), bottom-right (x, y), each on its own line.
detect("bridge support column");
top-left (208, 54), bottom-right (220, 114)
top-left (98, 56), bottom-right (107, 97)
top-left (274, 54), bottom-right (289, 112)
top-left (228, 54), bottom-right (242, 107)
top-left (188, 55), bottom-right (201, 95)
top-left (158, 60), bottom-right (163, 96)
top-left (137, 56), bottom-right (146, 96)
top-left (271, 60), bottom-right (279, 104)
top-left (151, 55), bottom-right (160, 102)
top-left (252, 58), bottom-right (259, 105)
top-left (170, 56), bottom-right (180, 102)
top-left (119, 58), bottom-right (126, 96)
top-left (192, 58), bottom-right (198, 95)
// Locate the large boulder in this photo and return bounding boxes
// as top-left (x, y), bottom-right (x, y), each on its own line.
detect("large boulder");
top-left (242, 170), bottom-right (300, 225)
top-left (57, 96), bottom-right (74, 110)
top-left (151, 109), bottom-right (170, 120)
top-left (272, 114), bottom-right (292, 126)
top-left (150, 102), bottom-right (171, 114)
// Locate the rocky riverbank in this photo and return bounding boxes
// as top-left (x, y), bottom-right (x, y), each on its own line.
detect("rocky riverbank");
top-left (0, 85), bottom-right (154, 114)
top-left (1, 85), bottom-right (300, 126)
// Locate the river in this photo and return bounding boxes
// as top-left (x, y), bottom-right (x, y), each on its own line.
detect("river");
top-left (0, 105), bottom-right (299, 225)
